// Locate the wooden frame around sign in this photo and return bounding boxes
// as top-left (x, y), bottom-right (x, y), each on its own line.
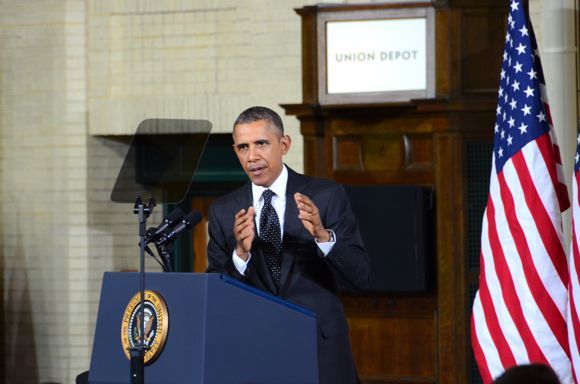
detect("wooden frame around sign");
top-left (317, 7), bottom-right (436, 105)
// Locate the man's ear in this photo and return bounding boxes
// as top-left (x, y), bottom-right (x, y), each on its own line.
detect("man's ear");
top-left (280, 135), bottom-right (291, 155)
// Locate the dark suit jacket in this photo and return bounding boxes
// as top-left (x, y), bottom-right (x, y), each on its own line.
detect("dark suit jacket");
top-left (206, 167), bottom-right (369, 384)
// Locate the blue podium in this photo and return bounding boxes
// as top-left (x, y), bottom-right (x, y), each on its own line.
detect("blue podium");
top-left (88, 272), bottom-right (319, 384)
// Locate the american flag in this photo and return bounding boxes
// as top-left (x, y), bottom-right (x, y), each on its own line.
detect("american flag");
top-left (568, 135), bottom-right (580, 383)
top-left (470, 1), bottom-right (572, 383)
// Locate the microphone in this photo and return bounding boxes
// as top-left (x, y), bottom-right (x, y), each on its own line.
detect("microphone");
top-left (155, 210), bottom-right (202, 245)
top-left (146, 208), bottom-right (184, 242)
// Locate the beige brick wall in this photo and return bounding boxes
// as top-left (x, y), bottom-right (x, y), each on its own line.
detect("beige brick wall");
top-left (87, 0), bottom-right (307, 168)
top-left (529, 0), bottom-right (543, 48)
top-left (0, 0), bottom-right (89, 382)
top-left (0, 0), bottom-right (572, 383)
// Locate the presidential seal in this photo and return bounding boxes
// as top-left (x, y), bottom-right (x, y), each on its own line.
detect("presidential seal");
top-left (121, 290), bottom-right (169, 364)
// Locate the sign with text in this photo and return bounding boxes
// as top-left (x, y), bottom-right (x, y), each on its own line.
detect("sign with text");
top-left (326, 18), bottom-right (426, 94)
top-left (316, 7), bottom-right (435, 104)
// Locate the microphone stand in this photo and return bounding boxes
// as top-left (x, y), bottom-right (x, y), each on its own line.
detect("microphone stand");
top-left (152, 241), bottom-right (173, 272)
top-left (130, 195), bottom-right (155, 384)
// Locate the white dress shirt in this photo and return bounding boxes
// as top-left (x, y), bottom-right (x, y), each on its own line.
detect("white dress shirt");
top-left (233, 166), bottom-right (335, 275)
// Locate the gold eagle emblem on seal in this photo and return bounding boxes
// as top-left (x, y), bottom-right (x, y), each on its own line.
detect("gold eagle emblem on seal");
top-left (121, 290), bottom-right (169, 364)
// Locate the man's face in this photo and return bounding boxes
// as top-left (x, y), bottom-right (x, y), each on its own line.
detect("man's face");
top-left (233, 119), bottom-right (290, 188)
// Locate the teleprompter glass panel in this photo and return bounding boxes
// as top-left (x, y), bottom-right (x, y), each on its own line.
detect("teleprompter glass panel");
top-left (111, 119), bottom-right (212, 204)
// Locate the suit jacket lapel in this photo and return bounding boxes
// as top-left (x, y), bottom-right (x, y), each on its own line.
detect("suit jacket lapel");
top-left (279, 168), bottom-right (307, 291)
top-left (283, 168), bottom-right (307, 239)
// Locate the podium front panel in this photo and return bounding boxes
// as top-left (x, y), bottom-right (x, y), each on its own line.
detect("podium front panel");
top-left (204, 276), bottom-right (318, 384)
top-left (89, 272), bottom-right (208, 384)
top-left (88, 272), bottom-right (318, 384)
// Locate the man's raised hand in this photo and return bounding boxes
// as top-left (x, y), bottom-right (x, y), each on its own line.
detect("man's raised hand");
top-left (234, 207), bottom-right (255, 260)
top-left (294, 193), bottom-right (330, 242)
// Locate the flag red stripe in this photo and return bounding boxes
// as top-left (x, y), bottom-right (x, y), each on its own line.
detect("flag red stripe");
top-left (498, 167), bottom-right (569, 355)
top-left (514, 142), bottom-right (568, 284)
top-left (577, 172), bottom-right (580, 207)
top-left (557, 181), bottom-right (571, 213)
top-left (485, 195), bottom-right (548, 363)
top-left (543, 102), bottom-right (568, 211)
top-left (552, 143), bottom-right (562, 165)
top-left (569, 174), bottom-right (580, 383)
top-left (477, 254), bottom-right (518, 368)
top-left (543, 102), bottom-right (561, 165)
top-left (536, 132), bottom-right (570, 212)
top-left (544, 103), bottom-right (553, 126)
top-left (472, 314), bottom-right (494, 384)
top-left (569, 226), bottom-right (580, 365)
top-left (472, 5), bottom-right (572, 381)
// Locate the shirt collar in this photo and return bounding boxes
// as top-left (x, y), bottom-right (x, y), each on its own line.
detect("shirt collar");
top-left (252, 165), bottom-right (288, 203)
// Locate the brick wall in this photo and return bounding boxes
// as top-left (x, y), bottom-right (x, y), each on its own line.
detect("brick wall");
top-left (0, 1), bottom-right (89, 382)
top-left (86, 0), bottom-right (307, 166)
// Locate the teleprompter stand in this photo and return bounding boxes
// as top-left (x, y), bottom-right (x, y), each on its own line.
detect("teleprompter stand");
top-left (129, 196), bottom-right (155, 384)
top-left (107, 119), bottom-right (212, 384)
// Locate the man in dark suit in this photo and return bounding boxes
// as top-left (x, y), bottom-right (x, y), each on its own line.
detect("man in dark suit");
top-left (206, 106), bottom-right (369, 384)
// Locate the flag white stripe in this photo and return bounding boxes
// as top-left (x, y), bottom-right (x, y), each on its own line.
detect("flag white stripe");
top-left (568, 252), bottom-right (580, 383)
top-left (472, 5), bottom-right (572, 382)
top-left (487, 164), bottom-right (541, 365)
top-left (521, 141), bottom-right (566, 247)
top-left (517, 144), bottom-right (568, 309)
top-left (480, 204), bottom-right (529, 364)
top-left (473, 291), bottom-right (504, 379)
top-left (492, 159), bottom-right (568, 360)
top-left (547, 127), bottom-right (568, 189)
top-left (568, 179), bottom-right (580, 384)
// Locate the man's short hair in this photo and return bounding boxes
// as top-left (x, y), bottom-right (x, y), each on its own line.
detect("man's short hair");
top-left (233, 106), bottom-right (284, 136)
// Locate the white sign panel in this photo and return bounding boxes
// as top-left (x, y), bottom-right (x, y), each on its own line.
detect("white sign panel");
top-left (326, 18), bottom-right (427, 94)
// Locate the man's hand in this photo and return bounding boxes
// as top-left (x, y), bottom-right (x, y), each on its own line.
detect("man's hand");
top-left (234, 207), bottom-right (255, 260)
top-left (294, 192), bottom-right (330, 242)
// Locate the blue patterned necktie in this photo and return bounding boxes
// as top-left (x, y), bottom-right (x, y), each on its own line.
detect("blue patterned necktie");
top-left (260, 189), bottom-right (282, 286)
